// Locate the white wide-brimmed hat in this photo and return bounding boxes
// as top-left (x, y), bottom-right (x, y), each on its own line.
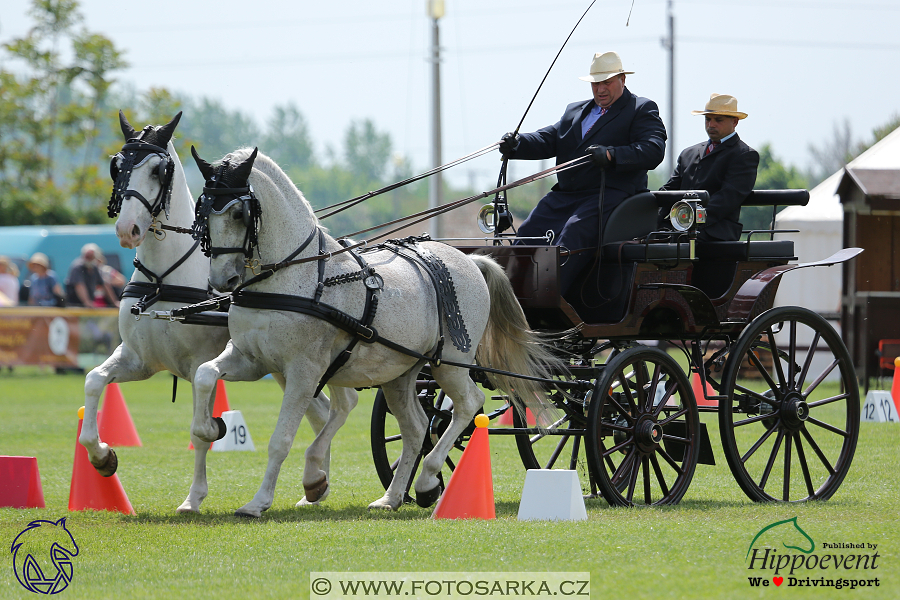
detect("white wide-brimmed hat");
top-left (691, 93), bottom-right (747, 119)
top-left (578, 51), bottom-right (633, 83)
top-left (28, 252), bottom-right (50, 269)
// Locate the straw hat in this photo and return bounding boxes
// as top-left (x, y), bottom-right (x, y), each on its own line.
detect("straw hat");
top-left (691, 93), bottom-right (747, 119)
top-left (578, 51), bottom-right (633, 83)
top-left (28, 252), bottom-right (50, 269)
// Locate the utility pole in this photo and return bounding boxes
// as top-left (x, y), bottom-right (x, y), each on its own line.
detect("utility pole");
top-left (661, 0), bottom-right (675, 175)
top-left (428, 0), bottom-right (445, 238)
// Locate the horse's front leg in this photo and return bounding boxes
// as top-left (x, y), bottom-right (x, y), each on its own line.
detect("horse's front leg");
top-left (235, 374), bottom-right (319, 518)
top-left (80, 343), bottom-right (155, 476)
top-left (297, 385), bottom-right (359, 507)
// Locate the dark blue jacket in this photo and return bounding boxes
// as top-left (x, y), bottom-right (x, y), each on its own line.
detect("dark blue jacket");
top-left (511, 87), bottom-right (667, 196)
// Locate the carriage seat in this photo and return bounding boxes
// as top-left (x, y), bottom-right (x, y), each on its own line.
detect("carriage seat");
top-left (600, 239), bottom-right (795, 262)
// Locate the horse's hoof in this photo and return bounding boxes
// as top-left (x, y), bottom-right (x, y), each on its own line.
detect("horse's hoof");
top-left (234, 509), bottom-right (260, 519)
top-left (303, 477), bottom-right (329, 503)
top-left (415, 486), bottom-right (441, 508)
top-left (214, 417), bottom-right (227, 441)
top-left (90, 449), bottom-right (118, 477)
top-left (367, 498), bottom-right (400, 511)
top-left (175, 503), bottom-right (199, 514)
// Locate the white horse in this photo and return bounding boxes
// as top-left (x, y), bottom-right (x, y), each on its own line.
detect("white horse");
top-left (188, 146), bottom-right (563, 517)
top-left (79, 112), bottom-right (351, 513)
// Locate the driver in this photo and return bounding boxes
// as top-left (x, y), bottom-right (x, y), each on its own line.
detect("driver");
top-left (659, 94), bottom-right (759, 241)
top-left (498, 51), bottom-right (666, 296)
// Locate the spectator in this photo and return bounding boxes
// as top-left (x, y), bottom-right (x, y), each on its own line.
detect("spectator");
top-left (64, 244), bottom-right (119, 308)
top-left (26, 253), bottom-right (65, 307)
top-left (0, 256), bottom-right (20, 307)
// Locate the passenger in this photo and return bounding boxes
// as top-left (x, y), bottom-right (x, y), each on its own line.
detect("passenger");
top-left (26, 253), bottom-right (64, 307)
top-left (64, 243), bottom-right (119, 308)
top-left (660, 93), bottom-right (759, 242)
top-left (0, 256), bottom-right (20, 306)
top-left (498, 50), bottom-right (666, 296)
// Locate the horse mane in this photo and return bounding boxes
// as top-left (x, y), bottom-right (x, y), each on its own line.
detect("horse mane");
top-left (220, 147), bottom-right (322, 231)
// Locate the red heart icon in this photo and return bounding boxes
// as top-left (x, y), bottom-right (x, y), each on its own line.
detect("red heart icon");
top-left (773, 577), bottom-right (783, 586)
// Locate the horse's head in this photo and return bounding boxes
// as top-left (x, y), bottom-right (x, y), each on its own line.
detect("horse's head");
top-left (109, 110), bottom-right (182, 249)
top-left (190, 146), bottom-right (260, 292)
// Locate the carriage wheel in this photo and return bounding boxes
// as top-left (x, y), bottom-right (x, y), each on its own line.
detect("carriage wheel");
top-left (719, 306), bottom-right (859, 502)
top-left (586, 346), bottom-right (700, 506)
top-left (371, 385), bottom-right (484, 504)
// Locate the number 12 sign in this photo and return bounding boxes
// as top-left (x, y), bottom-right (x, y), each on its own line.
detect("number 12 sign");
top-left (861, 391), bottom-right (899, 423)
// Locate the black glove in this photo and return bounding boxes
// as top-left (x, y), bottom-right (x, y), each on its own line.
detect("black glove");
top-left (587, 144), bottom-right (612, 168)
top-left (498, 132), bottom-right (519, 157)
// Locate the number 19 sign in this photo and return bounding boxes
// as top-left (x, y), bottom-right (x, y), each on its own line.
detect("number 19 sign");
top-left (211, 410), bottom-right (256, 451)
top-left (861, 391), bottom-right (899, 423)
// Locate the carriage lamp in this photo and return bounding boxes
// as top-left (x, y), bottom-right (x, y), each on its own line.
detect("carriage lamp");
top-left (477, 202), bottom-right (513, 234)
top-left (669, 199), bottom-right (706, 232)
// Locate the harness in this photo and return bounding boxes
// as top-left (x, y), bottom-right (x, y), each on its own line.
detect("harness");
top-left (108, 126), bottom-right (175, 221)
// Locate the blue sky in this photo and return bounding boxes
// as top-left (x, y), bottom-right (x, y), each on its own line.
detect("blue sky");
top-left (2, 0), bottom-right (898, 189)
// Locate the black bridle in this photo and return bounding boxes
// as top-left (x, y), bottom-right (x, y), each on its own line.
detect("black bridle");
top-left (192, 163), bottom-right (261, 260)
top-left (108, 126), bottom-right (175, 220)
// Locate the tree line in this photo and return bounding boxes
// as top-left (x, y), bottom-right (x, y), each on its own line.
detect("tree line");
top-left (2, 1), bottom-right (897, 237)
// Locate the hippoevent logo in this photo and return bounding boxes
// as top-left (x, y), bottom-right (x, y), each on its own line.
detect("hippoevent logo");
top-left (10, 518), bottom-right (79, 594)
top-left (745, 517), bottom-right (881, 590)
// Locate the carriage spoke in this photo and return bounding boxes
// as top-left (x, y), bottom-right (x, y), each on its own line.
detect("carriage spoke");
top-left (794, 432), bottom-right (816, 498)
top-left (658, 408), bottom-right (688, 427)
top-left (806, 416), bottom-right (849, 437)
top-left (748, 343), bottom-right (781, 396)
top-left (606, 394), bottom-right (636, 424)
top-left (611, 448), bottom-right (637, 486)
top-left (741, 420), bottom-right (780, 464)
top-left (787, 321), bottom-right (797, 386)
top-left (647, 362), bottom-right (662, 413)
top-left (802, 358), bottom-right (839, 399)
top-left (650, 454), bottom-right (670, 497)
top-left (758, 429), bottom-right (785, 491)
top-left (625, 451), bottom-right (641, 504)
top-left (801, 426), bottom-right (836, 476)
top-left (444, 454), bottom-right (456, 471)
top-left (806, 393), bottom-right (850, 409)
top-left (602, 436), bottom-right (634, 458)
top-left (543, 435), bottom-right (571, 470)
top-left (767, 328), bottom-right (788, 391)
top-left (734, 411), bottom-right (779, 428)
top-left (633, 360), bottom-right (649, 413)
top-left (733, 383), bottom-right (775, 406)
top-left (569, 434), bottom-right (582, 471)
top-left (652, 379), bottom-right (679, 418)
top-left (619, 370), bottom-right (639, 415)
top-left (657, 447), bottom-right (684, 475)
top-left (782, 433), bottom-right (792, 501)
top-left (642, 456), bottom-right (652, 505)
top-left (797, 330), bottom-right (821, 389)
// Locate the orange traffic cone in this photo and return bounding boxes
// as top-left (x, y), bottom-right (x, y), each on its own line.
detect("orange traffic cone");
top-left (891, 357), bottom-right (900, 415)
top-left (497, 406), bottom-right (535, 426)
top-left (0, 456), bottom-right (45, 508)
top-left (433, 414), bottom-right (495, 520)
top-left (98, 383), bottom-right (142, 447)
top-left (69, 407), bottom-right (135, 515)
top-left (189, 380), bottom-right (232, 449)
top-left (692, 372), bottom-right (717, 407)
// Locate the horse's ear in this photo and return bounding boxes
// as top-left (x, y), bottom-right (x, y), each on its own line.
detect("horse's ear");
top-left (232, 147), bottom-right (258, 185)
top-left (119, 110), bottom-right (137, 140)
top-left (191, 145), bottom-right (215, 181)
top-left (156, 111), bottom-right (183, 146)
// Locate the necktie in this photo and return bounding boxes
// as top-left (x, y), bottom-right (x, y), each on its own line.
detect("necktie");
top-left (705, 141), bottom-right (718, 155)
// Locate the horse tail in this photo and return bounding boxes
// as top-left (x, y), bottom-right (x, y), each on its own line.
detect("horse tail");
top-left (469, 254), bottom-right (566, 427)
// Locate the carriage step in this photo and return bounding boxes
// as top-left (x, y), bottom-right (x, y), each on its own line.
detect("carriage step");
top-left (661, 421), bottom-right (715, 465)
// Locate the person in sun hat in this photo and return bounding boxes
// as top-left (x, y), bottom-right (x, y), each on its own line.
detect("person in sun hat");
top-left (498, 50), bottom-right (667, 296)
top-left (660, 93), bottom-right (759, 242)
top-left (26, 252), bottom-right (65, 306)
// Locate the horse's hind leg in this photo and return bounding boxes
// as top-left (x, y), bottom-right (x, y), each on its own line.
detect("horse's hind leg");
top-left (415, 367), bottom-right (485, 505)
top-left (368, 372), bottom-right (429, 511)
top-left (297, 385), bottom-right (359, 507)
top-left (80, 343), bottom-right (155, 476)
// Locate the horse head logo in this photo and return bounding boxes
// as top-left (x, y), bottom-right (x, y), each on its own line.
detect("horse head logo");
top-left (10, 518), bottom-right (79, 594)
top-left (746, 516), bottom-right (815, 559)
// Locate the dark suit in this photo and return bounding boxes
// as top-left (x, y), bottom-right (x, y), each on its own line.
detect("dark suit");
top-left (660, 133), bottom-right (759, 241)
top-left (511, 87), bottom-right (667, 294)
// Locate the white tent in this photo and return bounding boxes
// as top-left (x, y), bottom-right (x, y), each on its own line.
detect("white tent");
top-left (774, 126), bottom-right (900, 316)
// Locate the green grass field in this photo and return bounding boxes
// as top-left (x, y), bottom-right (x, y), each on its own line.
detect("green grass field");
top-left (1, 369), bottom-right (898, 599)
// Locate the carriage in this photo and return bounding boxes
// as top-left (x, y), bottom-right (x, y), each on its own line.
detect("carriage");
top-left (370, 188), bottom-right (862, 507)
top-left (95, 112), bottom-right (862, 515)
